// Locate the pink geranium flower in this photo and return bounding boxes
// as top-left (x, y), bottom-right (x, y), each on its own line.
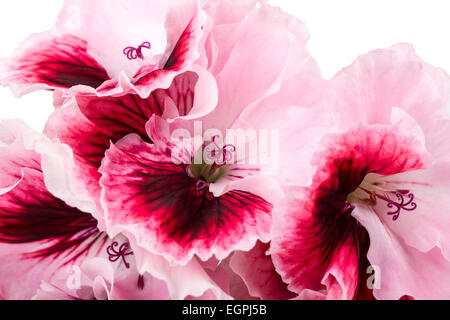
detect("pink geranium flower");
top-left (0, 120), bottom-right (229, 300)
top-left (96, 0), bottom-right (325, 274)
top-left (1, 0), bottom-right (327, 299)
top-left (0, 0), bottom-right (206, 101)
top-left (270, 44), bottom-right (450, 300)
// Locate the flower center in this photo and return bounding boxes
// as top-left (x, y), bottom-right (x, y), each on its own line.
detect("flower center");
top-left (189, 163), bottom-right (228, 184)
top-left (347, 174), bottom-right (417, 221)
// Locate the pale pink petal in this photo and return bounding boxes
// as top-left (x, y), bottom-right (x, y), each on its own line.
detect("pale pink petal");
top-left (352, 205), bottom-right (450, 300)
top-left (60, 0), bottom-right (199, 78)
top-left (326, 43), bottom-right (450, 135)
top-left (230, 241), bottom-right (296, 300)
top-left (202, 2), bottom-right (318, 131)
top-left (232, 74), bottom-right (332, 188)
top-left (129, 238), bottom-right (231, 300)
top-left (422, 118), bottom-right (450, 163)
top-left (365, 163), bottom-right (450, 261)
top-left (79, 257), bottom-right (171, 300)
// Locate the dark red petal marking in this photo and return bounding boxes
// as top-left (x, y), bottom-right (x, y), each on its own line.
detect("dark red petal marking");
top-left (275, 127), bottom-right (425, 299)
top-left (134, 14), bottom-right (201, 86)
top-left (354, 228), bottom-right (375, 300)
top-left (7, 34), bottom-right (109, 89)
top-left (60, 71), bottom-right (198, 170)
top-left (137, 275), bottom-right (145, 291)
top-left (76, 95), bottom-right (156, 141)
top-left (101, 137), bottom-right (273, 262)
top-left (77, 71), bottom-right (199, 141)
top-left (44, 104), bottom-right (114, 176)
top-left (164, 17), bottom-right (197, 70)
top-left (0, 151), bottom-right (104, 263)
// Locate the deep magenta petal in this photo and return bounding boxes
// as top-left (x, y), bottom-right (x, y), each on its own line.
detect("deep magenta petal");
top-left (45, 72), bottom-right (199, 204)
top-left (44, 103), bottom-right (114, 202)
top-left (77, 71), bottom-right (198, 139)
top-left (100, 135), bottom-right (273, 263)
top-left (76, 95), bottom-right (155, 141)
top-left (4, 34), bottom-right (109, 90)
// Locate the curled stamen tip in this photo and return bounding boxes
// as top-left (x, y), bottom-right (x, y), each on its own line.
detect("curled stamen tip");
top-left (106, 241), bottom-right (134, 269)
top-left (123, 42), bottom-right (152, 60)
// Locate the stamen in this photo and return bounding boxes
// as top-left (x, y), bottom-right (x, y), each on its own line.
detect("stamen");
top-left (359, 188), bottom-right (417, 221)
top-left (205, 135), bottom-right (236, 165)
top-left (123, 42), bottom-right (151, 60)
top-left (106, 241), bottom-right (134, 269)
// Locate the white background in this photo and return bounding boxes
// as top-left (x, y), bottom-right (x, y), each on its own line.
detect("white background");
top-left (1, 0), bottom-right (449, 131)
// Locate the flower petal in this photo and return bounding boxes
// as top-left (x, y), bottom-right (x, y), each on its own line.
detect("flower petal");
top-left (230, 241), bottom-right (296, 300)
top-left (202, 2), bottom-right (318, 131)
top-left (1, 31), bottom-right (109, 97)
top-left (352, 204), bottom-right (450, 299)
top-left (271, 187), bottom-right (362, 300)
top-left (0, 134), bottom-right (107, 299)
top-left (128, 238), bottom-right (231, 300)
top-left (366, 162), bottom-right (450, 261)
top-left (232, 74), bottom-right (331, 187)
top-left (44, 101), bottom-right (115, 208)
top-left (100, 134), bottom-right (273, 265)
top-left (326, 43), bottom-right (450, 134)
top-left (60, 0), bottom-right (200, 79)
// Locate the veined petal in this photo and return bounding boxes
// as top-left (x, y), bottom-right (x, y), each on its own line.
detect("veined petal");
top-left (1, 31), bottom-right (109, 98)
top-left (99, 134), bottom-right (273, 265)
top-left (44, 101), bottom-right (116, 209)
top-left (2, 0), bottom-right (207, 101)
top-left (0, 143), bottom-right (107, 300)
top-left (271, 187), bottom-right (363, 300)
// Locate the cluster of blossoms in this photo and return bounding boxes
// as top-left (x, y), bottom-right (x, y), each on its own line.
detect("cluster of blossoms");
top-left (0, 0), bottom-right (449, 300)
